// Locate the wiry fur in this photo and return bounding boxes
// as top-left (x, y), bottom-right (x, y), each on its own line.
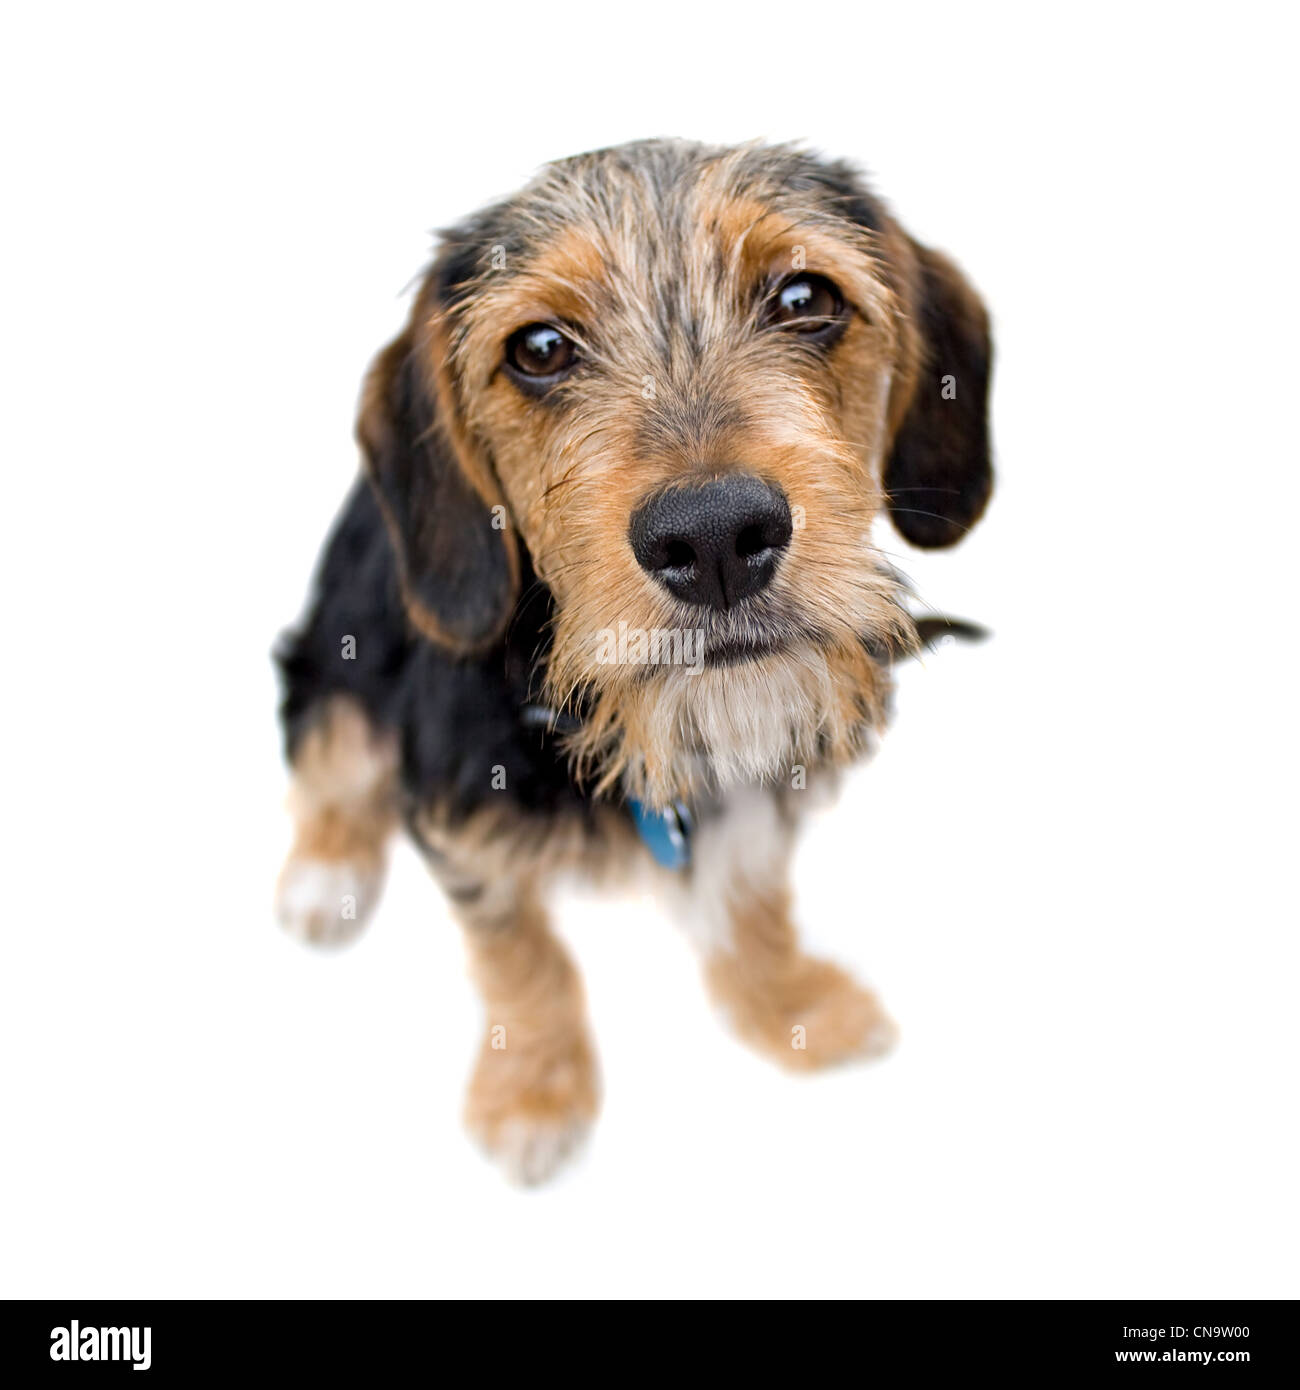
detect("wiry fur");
top-left (564, 637), bottom-right (900, 804)
top-left (438, 144), bottom-right (933, 803)
top-left (274, 139), bottom-right (993, 1182)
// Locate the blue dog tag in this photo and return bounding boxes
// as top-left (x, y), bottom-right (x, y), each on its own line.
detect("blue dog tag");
top-left (628, 798), bottom-right (693, 871)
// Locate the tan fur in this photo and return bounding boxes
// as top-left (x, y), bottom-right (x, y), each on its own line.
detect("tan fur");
top-left (458, 887), bottom-right (600, 1184)
top-left (565, 632), bottom-right (899, 805)
top-left (276, 696), bottom-right (399, 944)
top-left (282, 697), bottom-right (398, 863)
top-left (431, 160), bottom-right (922, 806)
top-left (411, 807), bottom-right (624, 1184)
top-left (279, 142), bottom-right (992, 1179)
top-left (704, 890), bottom-right (897, 1070)
top-left (679, 785), bottom-right (897, 1068)
top-left (411, 799), bottom-right (640, 897)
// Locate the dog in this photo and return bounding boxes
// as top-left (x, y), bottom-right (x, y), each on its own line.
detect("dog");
top-left (274, 139), bottom-right (993, 1183)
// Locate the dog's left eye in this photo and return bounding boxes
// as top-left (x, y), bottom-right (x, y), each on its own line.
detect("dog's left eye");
top-left (504, 323), bottom-right (578, 387)
top-left (765, 274), bottom-right (846, 336)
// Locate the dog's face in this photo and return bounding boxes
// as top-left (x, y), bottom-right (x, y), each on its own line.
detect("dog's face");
top-left (360, 141), bottom-right (992, 805)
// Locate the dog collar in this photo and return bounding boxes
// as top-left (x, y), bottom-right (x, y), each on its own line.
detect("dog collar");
top-left (520, 703), bottom-right (693, 870)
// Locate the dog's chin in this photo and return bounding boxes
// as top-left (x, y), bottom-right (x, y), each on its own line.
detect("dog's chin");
top-left (701, 635), bottom-right (791, 668)
top-left (561, 634), bottom-right (899, 809)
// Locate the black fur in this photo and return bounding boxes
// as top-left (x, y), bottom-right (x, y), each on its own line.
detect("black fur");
top-left (278, 142), bottom-right (991, 835)
top-left (361, 336), bottom-right (516, 650)
top-left (276, 480), bottom-right (593, 825)
top-left (884, 248), bottom-right (994, 548)
top-left (808, 163), bottom-right (993, 550)
top-left (796, 156), bottom-right (886, 237)
top-left (277, 478), bottom-right (411, 757)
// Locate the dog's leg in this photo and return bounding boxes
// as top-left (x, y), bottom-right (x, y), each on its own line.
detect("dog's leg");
top-left (442, 864), bottom-right (598, 1185)
top-left (275, 695), bottom-right (399, 947)
top-left (679, 787), bottom-right (897, 1069)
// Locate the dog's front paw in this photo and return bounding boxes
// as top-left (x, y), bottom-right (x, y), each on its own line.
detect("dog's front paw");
top-left (710, 955), bottom-right (898, 1071)
top-left (274, 854), bottom-right (383, 948)
top-left (464, 1033), bottom-right (599, 1185)
top-left (784, 966), bottom-right (898, 1070)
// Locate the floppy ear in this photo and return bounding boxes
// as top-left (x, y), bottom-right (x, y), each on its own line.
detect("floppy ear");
top-left (885, 243), bottom-right (994, 548)
top-left (357, 312), bottom-right (519, 651)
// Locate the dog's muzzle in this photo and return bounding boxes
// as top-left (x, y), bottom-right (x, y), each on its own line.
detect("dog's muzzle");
top-left (628, 475), bottom-right (792, 611)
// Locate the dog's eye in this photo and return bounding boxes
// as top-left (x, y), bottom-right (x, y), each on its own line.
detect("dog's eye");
top-left (766, 274), bottom-right (846, 335)
top-left (504, 323), bottom-right (578, 383)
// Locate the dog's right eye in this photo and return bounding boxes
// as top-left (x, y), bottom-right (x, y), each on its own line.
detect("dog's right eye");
top-left (504, 323), bottom-right (578, 389)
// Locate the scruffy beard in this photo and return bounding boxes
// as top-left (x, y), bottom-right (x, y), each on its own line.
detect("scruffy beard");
top-left (546, 576), bottom-right (918, 809)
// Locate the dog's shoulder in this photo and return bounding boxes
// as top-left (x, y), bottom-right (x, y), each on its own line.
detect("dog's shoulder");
top-left (275, 477), bottom-right (411, 757)
top-left (401, 568), bottom-right (591, 821)
top-left (277, 477), bottom-right (589, 823)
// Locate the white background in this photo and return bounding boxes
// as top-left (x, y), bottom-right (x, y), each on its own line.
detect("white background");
top-left (2, 2), bottom-right (1296, 1298)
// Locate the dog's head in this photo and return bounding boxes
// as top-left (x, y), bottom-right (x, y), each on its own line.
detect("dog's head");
top-left (360, 140), bottom-right (993, 805)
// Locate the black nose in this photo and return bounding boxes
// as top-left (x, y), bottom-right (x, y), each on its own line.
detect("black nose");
top-left (628, 475), bottom-right (793, 610)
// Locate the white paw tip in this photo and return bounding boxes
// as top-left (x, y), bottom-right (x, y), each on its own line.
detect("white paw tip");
top-left (862, 1017), bottom-right (900, 1057)
top-left (275, 857), bottom-right (379, 947)
top-left (481, 1116), bottom-right (592, 1187)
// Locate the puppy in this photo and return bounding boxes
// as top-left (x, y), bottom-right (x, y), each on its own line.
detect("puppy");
top-left (275, 140), bottom-right (993, 1183)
